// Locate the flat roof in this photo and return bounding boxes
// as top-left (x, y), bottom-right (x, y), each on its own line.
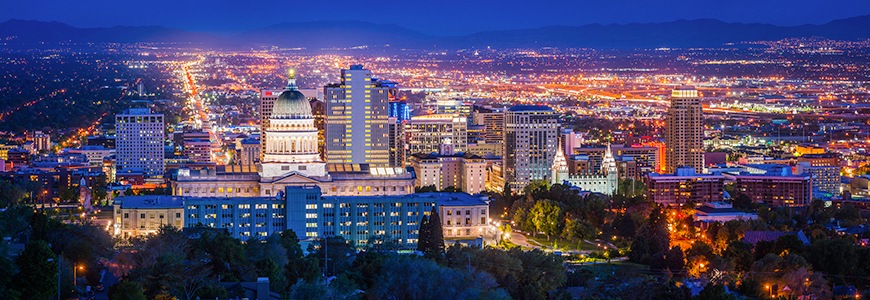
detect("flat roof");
top-left (116, 195), bottom-right (185, 209)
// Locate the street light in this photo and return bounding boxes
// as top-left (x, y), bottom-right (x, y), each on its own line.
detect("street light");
top-left (75, 266), bottom-right (83, 290)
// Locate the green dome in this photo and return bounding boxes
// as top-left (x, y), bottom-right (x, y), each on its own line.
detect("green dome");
top-left (271, 75), bottom-right (312, 119)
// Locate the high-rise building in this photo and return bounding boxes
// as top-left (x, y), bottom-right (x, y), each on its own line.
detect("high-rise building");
top-left (116, 108), bottom-right (165, 180)
top-left (504, 105), bottom-right (559, 190)
top-left (665, 86), bottom-right (704, 174)
top-left (406, 114), bottom-right (468, 155)
top-left (472, 107), bottom-right (505, 145)
top-left (310, 99), bottom-right (326, 161)
top-left (388, 117), bottom-right (406, 168)
top-left (389, 101), bottom-right (411, 122)
top-left (324, 65), bottom-right (390, 167)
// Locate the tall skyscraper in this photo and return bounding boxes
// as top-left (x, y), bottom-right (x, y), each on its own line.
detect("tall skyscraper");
top-left (665, 86), bottom-right (704, 174)
top-left (116, 108), bottom-right (165, 180)
top-left (504, 105), bottom-right (559, 190)
top-left (324, 65), bottom-right (390, 167)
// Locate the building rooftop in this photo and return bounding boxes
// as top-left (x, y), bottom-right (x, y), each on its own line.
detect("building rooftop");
top-left (116, 195), bottom-right (186, 209)
top-left (322, 191), bottom-right (489, 207)
top-left (507, 105), bottom-right (553, 112)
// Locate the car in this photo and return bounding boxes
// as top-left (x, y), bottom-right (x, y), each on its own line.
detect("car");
top-left (96, 285), bottom-right (104, 292)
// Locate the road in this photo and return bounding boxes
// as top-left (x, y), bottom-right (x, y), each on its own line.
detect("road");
top-left (509, 232), bottom-right (539, 249)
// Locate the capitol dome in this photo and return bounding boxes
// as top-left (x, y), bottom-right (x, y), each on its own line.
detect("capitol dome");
top-left (271, 73), bottom-right (312, 119)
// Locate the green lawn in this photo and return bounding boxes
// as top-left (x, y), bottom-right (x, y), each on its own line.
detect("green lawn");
top-left (501, 240), bottom-right (533, 250)
top-left (526, 235), bottom-right (606, 251)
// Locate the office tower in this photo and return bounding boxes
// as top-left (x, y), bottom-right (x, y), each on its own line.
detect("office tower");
top-left (406, 114), bottom-right (468, 155)
top-left (116, 108), bottom-right (165, 179)
top-left (324, 65), bottom-right (390, 166)
top-left (504, 105), bottom-right (559, 190)
top-left (310, 99), bottom-right (326, 161)
top-left (388, 117), bottom-right (406, 168)
top-left (472, 107), bottom-right (505, 144)
top-left (389, 100), bottom-right (411, 122)
top-left (665, 86), bottom-right (704, 174)
top-left (259, 88), bottom-right (282, 161)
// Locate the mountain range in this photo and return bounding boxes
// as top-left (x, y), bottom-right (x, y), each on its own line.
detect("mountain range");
top-left (2, 16), bottom-right (870, 50)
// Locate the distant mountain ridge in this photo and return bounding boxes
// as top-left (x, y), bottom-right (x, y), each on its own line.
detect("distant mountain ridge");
top-left (232, 20), bottom-right (431, 49)
top-left (0, 19), bottom-right (232, 44)
top-left (2, 16), bottom-right (870, 49)
top-left (412, 16), bottom-right (870, 49)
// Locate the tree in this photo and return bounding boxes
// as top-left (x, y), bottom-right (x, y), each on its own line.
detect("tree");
top-left (774, 234), bottom-right (805, 256)
top-left (278, 229), bottom-right (319, 286)
top-left (367, 256), bottom-right (511, 300)
top-left (427, 207), bottom-right (444, 256)
top-left (612, 212), bottom-right (637, 238)
top-left (13, 240), bottom-right (58, 300)
top-left (563, 218), bottom-right (598, 243)
top-left (416, 214), bottom-right (430, 253)
top-left (307, 236), bottom-right (354, 277)
top-left (692, 283), bottom-right (736, 300)
top-left (0, 180), bottom-right (25, 208)
top-left (530, 199), bottom-right (563, 241)
top-left (108, 281), bottom-right (146, 300)
top-left (666, 246), bottom-right (685, 273)
top-left (723, 240), bottom-right (754, 271)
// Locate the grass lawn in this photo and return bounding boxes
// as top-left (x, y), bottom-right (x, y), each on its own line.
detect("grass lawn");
top-left (501, 240), bottom-right (533, 250)
top-left (526, 236), bottom-right (606, 251)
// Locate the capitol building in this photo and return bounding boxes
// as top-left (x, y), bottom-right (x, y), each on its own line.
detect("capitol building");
top-left (171, 74), bottom-right (415, 198)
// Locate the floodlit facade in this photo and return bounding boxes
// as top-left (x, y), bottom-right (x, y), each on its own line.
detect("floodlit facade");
top-left (504, 105), bottom-right (559, 190)
top-left (113, 195), bottom-right (185, 238)
top-left (665, 86), bottom-right (704, 174)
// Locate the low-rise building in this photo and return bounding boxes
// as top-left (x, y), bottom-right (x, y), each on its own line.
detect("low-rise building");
top-left (728, 168), bottom-right (812, 207)
top-left (646, 167), bottom-right (725, 206)
top-left (409, 144), bottom-right (487, 194)
top-left (113, 195), bottom-right (185, 238)
top-left (694, 202), bottom-right (758, 225)
top-left (181, 185), bottom-right (490, 247)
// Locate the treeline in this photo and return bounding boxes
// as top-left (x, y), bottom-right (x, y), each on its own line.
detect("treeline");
top-left (110, 224), bottom-right (567, 300)
top-left (0, 207), bottom-right (114, 300)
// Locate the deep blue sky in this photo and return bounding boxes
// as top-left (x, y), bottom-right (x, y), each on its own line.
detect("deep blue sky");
top-left (2, 0), bottom-right (869, 36)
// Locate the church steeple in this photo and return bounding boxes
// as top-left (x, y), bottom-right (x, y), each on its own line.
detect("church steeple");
top-left (551, 144), bottom-right (568, 185)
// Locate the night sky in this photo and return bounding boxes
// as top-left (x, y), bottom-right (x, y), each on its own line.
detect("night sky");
top-left (2, 0), bottom-right (869, 36)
